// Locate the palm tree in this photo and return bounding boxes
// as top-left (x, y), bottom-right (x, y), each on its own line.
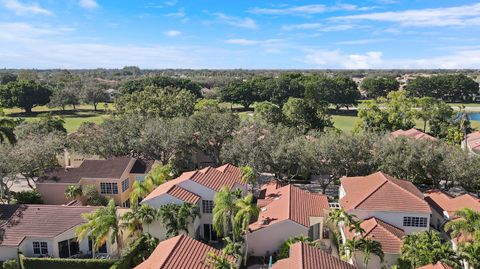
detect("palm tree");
top-left (76, 199), bottom-right (123, 257)
top-left (136, 204), bottom-right (158, 234)
top-left (65, 185), bottom-right (82, 200)
top-left (400, 231), bottom-right (460, 269)
top-left (459, 240), bottom-right (480, 269)
top-left (130, 164), bottom-right (174, 208)
top-left (327, 209), bottom-right (357, 228)
top-left (235, 193), bottom-right (260, 266)
top-left (356, 238), bottom-right (384, 269)
top-left (121, 204), bottom-right (158, 239)
top-left (444, 208), bottom-right (480, 243)
top-left (212, 187), bottom-right (239, 242)
top-left (205, 250), bottom-right (235, 269)
top-left (157, 203), bottom-right (200, 238)
top-left (222, 237), bottom-right (242, 260)
top-left (0, 119), bottom-right (16, 144)
top-left (278, 236), bottom-right (315, 259)
top-left (240, 166), bottom-right (256, 193)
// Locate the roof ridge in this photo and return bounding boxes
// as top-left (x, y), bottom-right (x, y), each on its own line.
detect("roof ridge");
top-left (300, 242), bottom-right (306, 269)
top-left (159, 235), bottom-right (184, 268)
top-left (387, 176), bottom-right (426, 203)
top-left (354, 175), bottom-right (389, 209)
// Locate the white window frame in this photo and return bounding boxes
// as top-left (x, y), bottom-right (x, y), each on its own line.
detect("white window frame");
top-left (121, 179), bottom-right (129, 192)
top-left (33, 241), bottom-right (48, 255)
top-left (100, 182), bottom-right (118, 194)
top-left (403, 216), bottom-right (428, 227)
top-left (202, 200), bottom-right (214, 214)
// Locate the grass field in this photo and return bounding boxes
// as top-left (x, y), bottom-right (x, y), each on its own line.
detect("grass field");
top-left (2, 103), bottom-right (112, 133)
top-left (2, 102), bottom-right (480, 133)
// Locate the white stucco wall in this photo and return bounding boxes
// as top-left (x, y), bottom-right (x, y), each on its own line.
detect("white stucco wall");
top-left (348, 209), bottom-right (430, 234)
top-left (247, 220), bottom-right (309, 257)
top-left (0, 246), bottom-right (18, 261)
top-left (353, 251), bottom-right (399, 269)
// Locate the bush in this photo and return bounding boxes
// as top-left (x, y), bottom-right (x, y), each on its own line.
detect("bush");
top-left (2, 259), bottom-right (18, 269)
top-left (19, 255), bottom-right (116, 269)
top-left (110, 234), bottom-right (158, 269)
top-left (13, 190), bottom-right (43, 204)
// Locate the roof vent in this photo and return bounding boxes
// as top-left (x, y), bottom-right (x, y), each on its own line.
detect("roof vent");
top-left (261, 207), bottom-right (266, 212)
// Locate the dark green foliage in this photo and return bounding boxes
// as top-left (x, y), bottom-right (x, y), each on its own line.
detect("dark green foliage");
top-left (0, 73), bottom-right (17, 85)
top-left (2, 259), bottom-right (17, 269)
top-left (115, 86), bottom-right (196, 118)
top-left (220, 80), bottom-right (258, 108)
top-left (120, 76), bottom-right (201, 97)
top-left (253, 101), bottom-right (283, 124)
top-left (407, 74), bottom-right (478, 102)
top-left (19, 255), bottom-right (116, 269)
top-left (13, 190), bottom-right (43, 204)
top-left (360, 76), bottom-right (399, 98)
top-left (282, 97), bottom-right (332, 132)
top-left (0, 80), bottom-right (52, 113)
top-left (110, 234), bottom-right (159, 269)
top-left (304, 76), bottom-right (360, 109)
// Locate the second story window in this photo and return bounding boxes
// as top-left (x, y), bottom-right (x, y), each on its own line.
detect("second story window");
top-left (202, 200), bottom-right (214, 214)
top-left (100, 182), bottom-right (118, 195)
top-left (403, 216), bottom-right (428, 227)
top-left (121, 179), bottom-right (129, 192)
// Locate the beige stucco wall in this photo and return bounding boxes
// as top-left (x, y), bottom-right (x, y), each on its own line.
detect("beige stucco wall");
top-left (36, 183), bottom-right (73, 205)
top-left (353, 251), bottom-right (399, 269)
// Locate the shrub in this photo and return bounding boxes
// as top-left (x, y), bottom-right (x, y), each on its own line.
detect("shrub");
top-left (13, 190), bottom-right (43, 204)
top-left (19, 255), bottom-right (116, 269)
top-left (2, 259), bottom-right (18, 269)
top-left (110, 234), bottom-right (158, 269)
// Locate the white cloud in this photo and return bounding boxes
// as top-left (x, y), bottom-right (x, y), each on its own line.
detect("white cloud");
top-left (335, 38), bottom-right (391, 45)
top-left (213, 13), bottom-right (257, 29)
top-left (79, 0), bottom-right (99, 9)
top-left (164, 30), bottom-right (181, 37)
top-left (166, 8), bottom-right (185, 18)
top-left (303, 49), bottom-right (383, 69)
top-left (249, 3), bottom-right (373, 16)
top-left (225, 38), bottom-right (284, 45)
top-left (282, 23), bottom-right (353, 31)
top-left (333, 3), bottom-right (480, 27)
top-left (2, 0), bottom-right (51, 15)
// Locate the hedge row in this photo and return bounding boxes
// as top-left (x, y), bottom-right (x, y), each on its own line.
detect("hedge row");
top-left (19, 255), bottom-right (116, 269)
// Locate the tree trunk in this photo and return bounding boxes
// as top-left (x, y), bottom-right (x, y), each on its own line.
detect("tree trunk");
top-left (93, 103), bottom-right (97, 111)
top-left (25, 107), bottom-right (33, 113)
top-left (423, 120), bottom-right (427, 133)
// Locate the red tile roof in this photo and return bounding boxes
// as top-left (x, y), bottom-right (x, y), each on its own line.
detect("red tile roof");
top-left (143, 164), bottom-right (244, 202)
top-left (344, 217), bottom-right (405, 254)
top-left (424, 189), bottom-right (480, 218)
top-left (167, 186), bottom-right (201, 204)
top-left (272, 242), bottom-right (356, 269)
top-left (250, 182), bottom-right (329, 231)
top-left (134, 234), bottom-right (235, 269)
top-left (0, 205), bottom-right (95, 246)
top-left (417, 262), bottom-right (455, 269)
top-left (390, 128), bottom-right (437, 141)
top-left (466, 131), bottom-right (480, 153)
top-left (340, 172), bottom-right (431, 214)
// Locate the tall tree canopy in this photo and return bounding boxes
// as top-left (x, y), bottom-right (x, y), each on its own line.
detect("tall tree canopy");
top-left (0, 80), bottom-right (52, 113)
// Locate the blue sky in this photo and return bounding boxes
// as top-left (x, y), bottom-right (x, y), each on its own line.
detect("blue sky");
top-left (1, 0), bottom-right (480, 69)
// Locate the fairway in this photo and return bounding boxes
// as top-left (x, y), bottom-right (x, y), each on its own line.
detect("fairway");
top-left (2, 103), bottom-right (112, 133)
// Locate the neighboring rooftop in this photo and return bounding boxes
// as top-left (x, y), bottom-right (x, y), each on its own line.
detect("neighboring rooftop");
top-left (0, 205), bottom-right (94, 246)
top-left (134, 234), bottom-right (235, 269)
top-left (424, 189), bottom-right (480, 218)
top-left (344, 217), bottom-right (405, 254)
top-left (466, 131), bottom-right (480, 153)
top-left (142, 164), bottom-right (243, 202)
top-left (39, 157), bottom-right (153, 184)
top-left (390, 128), bottom-right (437, 141)
top-left (250, 181), bottom-right (329, 231)
top-left (417, 262), bottom-right (455, 269)
top-left (272, 242), bottom-right (356, 269)
top-left (340, 172), bottom-right (431, 213)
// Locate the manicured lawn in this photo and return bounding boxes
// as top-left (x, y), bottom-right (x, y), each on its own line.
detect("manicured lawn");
top-left (331, 115), bottom-right (359, 132)
top-left (2, 103), bottom-right (112, 133)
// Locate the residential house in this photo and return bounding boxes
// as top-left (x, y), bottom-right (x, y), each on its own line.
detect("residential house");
top-left (0, 205), bottom-right (117, 261)
top-left (247, 181), bottom-right (330, 257)
top-left (271, 242), bottom-right (356, 269)
top-left (463, 131), bottom-right (480, 154)
top-left (134, 234), bottom-right (237, 269)
top-left (340, 172), bottom-right (431, 235)
top-left (424, 189), bottom-right (480, 230)
top-left (339, 172), bottom-right (431, 268)
top-left (36, 157), bottom-right (156, 207)
top-left (390, 128), bottom-right (437, 141)
top-left (343, 217), bottom-right (405, 269)
top-left (141, 164), bottom-right (247, 242)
